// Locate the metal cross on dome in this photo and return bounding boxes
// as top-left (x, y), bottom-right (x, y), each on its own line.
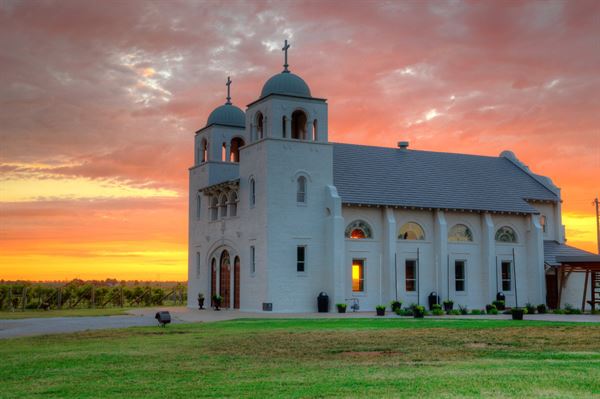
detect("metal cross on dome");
top-left (282, 39), bottom-right (290, 73)
top-left (225, 76), bottom-right (232, 105)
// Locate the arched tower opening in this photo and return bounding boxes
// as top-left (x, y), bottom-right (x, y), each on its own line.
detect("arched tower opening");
top-left (291, 110), bottom-right (307, 140)
top-left (230, 137), bottom-right (245, 162)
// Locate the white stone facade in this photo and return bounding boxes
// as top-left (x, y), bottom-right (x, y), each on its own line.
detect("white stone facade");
top-left (187, 62), bottom-right (579, 313)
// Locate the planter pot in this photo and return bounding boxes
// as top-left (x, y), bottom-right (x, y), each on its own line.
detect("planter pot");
top-left (198, 298), bottom-right (205, 310)
top-left (443, 303), bottom-right (454, 312)
top-left (337, 306), bottom-right (347, 314)
top-left (511, 309), bottom-right (525, 320)
top-left (376, 309), bottom-right (385, 316)
top-left (391, 302), bottom-right (402, 312)
top-left (413, 309), bottom-right (425, 318)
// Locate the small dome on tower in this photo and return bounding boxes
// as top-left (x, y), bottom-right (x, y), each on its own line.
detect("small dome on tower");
top-left (206, 104), bottom-right (245, 128)
top-left (260, 72), bottom-right (312, 98)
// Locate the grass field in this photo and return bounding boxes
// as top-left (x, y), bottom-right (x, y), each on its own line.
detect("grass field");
top-left (0, 308), bottom-right (131, 319)
top-left (1, 318), bottom-right (599, 398)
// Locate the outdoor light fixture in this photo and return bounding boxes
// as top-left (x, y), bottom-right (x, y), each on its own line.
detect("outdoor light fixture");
top-left (155, 311), bottom-right (171, 327)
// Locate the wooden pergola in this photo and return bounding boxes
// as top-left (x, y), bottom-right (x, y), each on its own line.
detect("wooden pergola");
top-left (556, 255), bottom-right (600, 312)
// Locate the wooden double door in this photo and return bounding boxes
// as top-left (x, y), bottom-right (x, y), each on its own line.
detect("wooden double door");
top-left (211, 250), bottom-right (240, 309)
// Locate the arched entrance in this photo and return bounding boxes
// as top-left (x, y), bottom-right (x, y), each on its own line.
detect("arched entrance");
top-left (234, 256), bottom-right (240, 309)
top-left (219, 250), bottom-right (231, 308)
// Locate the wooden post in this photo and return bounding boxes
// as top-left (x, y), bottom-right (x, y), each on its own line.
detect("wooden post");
top-left (582, 270), bottom-right (590, 313)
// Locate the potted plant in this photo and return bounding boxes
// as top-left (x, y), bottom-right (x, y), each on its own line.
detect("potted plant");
top-left (431, 304), bottom-right (444, 316)
top-left (390, 300), bottom-right (402, 312)
top-left (492, 300), bottom-right (505, 310)
top-left (336, 303), bottom-right (347, 313)
top-left (198, 293), bottom-right (205, 310)
top-left (443, 300), bottom-right (454, 312)
top-left (376, 305), bottom-right (386, 316)
top-left (485, 304), bottom-right (497, 314)
top-left (212, 294), bottom-right (223, 311)
top-left (413, 305), bottom-right (425, 318)
top-left (511, 307), bottom-right (525, 320)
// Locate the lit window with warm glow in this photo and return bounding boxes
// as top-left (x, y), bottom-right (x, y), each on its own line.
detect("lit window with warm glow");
top-left (352, 259), bottom-right (364, 292)
top-left (405, 260), bottom-right (417, 292)
top-left (345, 220), bottom-right (373, 239)
top-left (448, 224), bottom-right (473, 242)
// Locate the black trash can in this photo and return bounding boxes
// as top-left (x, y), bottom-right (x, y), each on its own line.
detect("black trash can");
top-left (317, 292), bottom-right (329, 313)
top-left (428, 292), bottom-right (440, 310)
top-left (496, 292), bottom-right (506, 302)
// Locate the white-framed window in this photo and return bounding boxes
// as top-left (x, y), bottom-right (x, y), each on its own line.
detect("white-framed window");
top-left (296, 245), bottom-right (306, 273)
top-left (296, 176), bottom-right (306, 204)
top-left (398, 222), bottom-right (425, 240)
top-left (448, 224), bottom-right (473, 242)
top-left (250, 246), bottom-right (256, 275)
top-left (405, 260), bottom-right (417, 292)
top-left (210, 196), bottom-right (218, 221)
top-left (501, 260), bottom-right (512, 291)
top-left (455, 260), bottom-right (466, 292)
top-left (540, 215), bottom-right (547, 233)
top-left (352, 259), bottom-right (365, 292)
top-left (250, 178), bottom-right (256, 207)
top-left (196, 252), bottom-right (201, 279)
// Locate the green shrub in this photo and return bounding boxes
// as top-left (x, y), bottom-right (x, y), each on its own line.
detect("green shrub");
top-left (564, 304), bottom-right (582, 315)
top-left (488, 308), bottom-right (498, 315)
top-left (458, 305), bottom-right (469, 315)
top-left (432, 303), bottom-right (442, 311)
top-left (492, 300), bottom-right (505, 310)
top-left (376, 305), bottom-right (386, 311)
top-left (470, 309), bottom-right (483, 315)
top-left (552, 308), bottom-right (565, 314)
top-left (536, 304), bottom-right (547, 314)
top-left (390, 300), bottom-right (402, 312)
top-left (395, 308), bottom-right (413, 316)
top-left (525, 303), bottom-right (536, 315)
top-left (449, 309), bottom-right (461, 315)
top-left (432, 308), bottom-right (444, 316)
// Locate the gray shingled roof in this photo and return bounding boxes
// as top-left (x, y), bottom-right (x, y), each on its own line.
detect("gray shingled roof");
top-left (544, 240), bottom-right (600, 266)
top-left (332, 143), bottom-right (558, 213)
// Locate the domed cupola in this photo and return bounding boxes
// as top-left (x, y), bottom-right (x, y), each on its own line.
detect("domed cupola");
top-left (206, 77), bottom-right (245, 128)
top-left (259, 40), bottom-right (312, 99)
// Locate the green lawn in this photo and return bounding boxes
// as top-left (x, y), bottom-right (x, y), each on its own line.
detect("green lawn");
top-left (0, 307), bottom-right (131, 319)
top-left (1, 319), bottom-right (599, 398)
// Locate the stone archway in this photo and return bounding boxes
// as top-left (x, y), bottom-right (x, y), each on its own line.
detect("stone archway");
top-left (219, 250), bottom-right (231, 309)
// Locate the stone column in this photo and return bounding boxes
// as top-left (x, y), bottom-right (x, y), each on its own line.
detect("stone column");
top-left (285, 116), bottom-right (292, 139)
top-left (481, 213), bottom-right (496, 304)
top-left (526, 214), bottom-right (545, 305)
top-left (383, 208), bottom-right (397, 302)
top-left (306, 120), bottom-right (313, 141)
top-left (434, 210), bottom-right (448, 301)
top-left (325, 185), bottom-right (345, 305)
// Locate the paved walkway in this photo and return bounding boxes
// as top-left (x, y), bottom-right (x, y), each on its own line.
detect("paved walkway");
top-left (1, 307), bottom-right (598, 339)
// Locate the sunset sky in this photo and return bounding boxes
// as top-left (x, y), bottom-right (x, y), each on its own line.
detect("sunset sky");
top-left (1, 0), bottom-right (599, 281)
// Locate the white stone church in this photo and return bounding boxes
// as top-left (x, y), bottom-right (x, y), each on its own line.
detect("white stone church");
top-left (188, 42), bottom-right (599, 313)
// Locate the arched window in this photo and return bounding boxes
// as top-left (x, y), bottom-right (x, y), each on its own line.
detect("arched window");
top-left (448, 224), bottom-right (473, 242)
top-left (249, 178), bottom-right (256, 207)
top-left (256, 112), bottom-right (264, 139)
top-left (196, 193), bottom-right (201, 219)
top-left (540, 215), bottom-right (547, 233)
top-left (201, 138), bottom-right (208, 162)
top-left (296, 176), bottom-right (306, 203)
top-left (219, 194), bottom-right (228, 218)
top-left (229, 191), bottom-right (238, 217)
top-left (210, 196), bottom-right (219, 221)
top-left (398, 222), bottom-right (425, 240)
top-left (313, 120), bottom-right (318, 141)
top-left (345, 220), bottom-right (373, 239)
top-left (282, 116), bottom-right (287, 138)
top-left (291, 110), bottom-right (307, 140)
top-left (495, 226), bottom-right (517, 243)
top-left (230, 137), bottom-right (245, 163)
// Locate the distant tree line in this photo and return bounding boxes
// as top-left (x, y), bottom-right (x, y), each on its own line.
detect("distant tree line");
top-left (0, 280), bottom-right (187, 311)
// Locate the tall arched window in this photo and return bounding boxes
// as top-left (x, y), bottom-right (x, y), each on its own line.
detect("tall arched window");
top-left (210, 196), bottom-right (219, 221)
top-left (313, 120), bottom-right (318, 141)
top-left (282, 116), bottom-right (287, 138)
top-left (201, 138), bottom-right (208, 162)
top-left (448, 224), bottom-right (473, 242)
top-left (230, 137), bottom-right (245, 163)
top-left (291, 110), bottom-right (307, 140)
top-left (296, 176), bottom-right (306, 203)
top-left (256, 112), bottom-right (264, 139)
top-left (495, 226), bottom-right (517, 243)
top-left (398, 222), bottom-right (425, 240)
top-left (345, 220), bottom-right (373, 239)
top-left (196, 193), bottom-right (202, 219)
top-left (229, 191), bottom-right (238, 217)
top-left (219, 194), bottom-right (228, 218)
top-left (249, 178), bottom-right (256, 207)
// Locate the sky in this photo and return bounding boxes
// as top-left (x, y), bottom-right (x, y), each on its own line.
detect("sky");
top-left (1, 0), bottom-right (599, 281)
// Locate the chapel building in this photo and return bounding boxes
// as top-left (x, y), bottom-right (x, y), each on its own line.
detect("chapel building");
top-left (187, 42), bottom-right (598, 313)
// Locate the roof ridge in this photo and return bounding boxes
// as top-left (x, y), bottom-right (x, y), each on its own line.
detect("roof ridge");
top-left (331, 142), bottom-right (501, 160)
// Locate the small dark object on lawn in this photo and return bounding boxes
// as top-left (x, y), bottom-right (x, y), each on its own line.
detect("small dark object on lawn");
top-left (155, 311), bottom-right (171, 327)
